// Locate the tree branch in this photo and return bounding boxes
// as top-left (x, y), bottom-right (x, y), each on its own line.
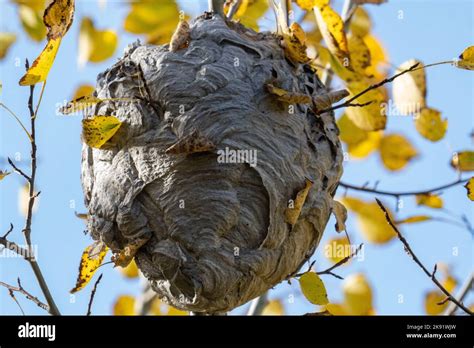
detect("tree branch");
top-left (86, 273), bottom-right (103, 316)
top-left (12, 60), bottom-right (61, 316)
top-left (317, 62), bottom-right (420, 115)
top-left (7, 157), bottom-right (31, 182)
top-left (0, 278), bottom-right (49, 313)
top-left (339, 178), bottom-right (469, 197)
top-left (376, 199), bottom-right (472, 315)
top-left (294, 243), bottom-right (364, 279)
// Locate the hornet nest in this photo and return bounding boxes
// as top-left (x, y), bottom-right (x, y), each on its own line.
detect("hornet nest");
top-left (81, 14), bottom-right (343, 314)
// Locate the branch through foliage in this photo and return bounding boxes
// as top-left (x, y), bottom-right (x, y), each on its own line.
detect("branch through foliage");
top-left (376, 199), bottom-right (472, 315)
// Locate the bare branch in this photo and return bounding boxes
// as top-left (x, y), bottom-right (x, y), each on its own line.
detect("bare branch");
top-left (7, 157), bottom-right (31, 182)
top-left (86, 273), bottom-right (103, 316)
top-left (339, 178), bottom-right (469, 197)
top-left (317, 243), bottom-right (364, 279)
top-left (2, 223), bottom-right (14, 239)
top-left (0, 279), bottom-right (49, 312)
top-left (11, 60), bottom-right (61, 316)
top-left (376, 199), bottom-right (472, 315)
top-left (317, 62), bottom-right (420, 115)
top-left (294, 244), bottom-right (364, 279)
top-left (8, 289), bottom-right (25, 315)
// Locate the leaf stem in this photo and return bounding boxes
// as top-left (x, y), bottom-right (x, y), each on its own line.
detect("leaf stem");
top-left (0, 103), bottom-right (32, 141)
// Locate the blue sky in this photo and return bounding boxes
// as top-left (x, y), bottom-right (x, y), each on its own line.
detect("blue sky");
top-left (0, 0), bottom-right (473, 315)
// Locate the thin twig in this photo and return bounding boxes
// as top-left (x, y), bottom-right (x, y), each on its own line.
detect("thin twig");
top-left (7, 157), bottom-right (31, 182)
top-left (0, 279), bottom-right (49, 312)
top-left (339, 178), bottom-right (468, 197)
top-left (0, 103), bottom-right (32, 141)
top-left (8, 289), bottom-right (26, 315)
top-left (87, 273), bottom-right (103, 316)
top-left (2, 223), bottom-right (14, 238)
top-left (317, 62), bottom-right (420, 115)
top-left (295, 244), bottom-right (364, 279)
top-left (376, 199), bottom-right (472, 315)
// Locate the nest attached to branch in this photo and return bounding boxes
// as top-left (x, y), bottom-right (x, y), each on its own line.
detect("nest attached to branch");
top-left (81, 14), bottom-right (343, 314)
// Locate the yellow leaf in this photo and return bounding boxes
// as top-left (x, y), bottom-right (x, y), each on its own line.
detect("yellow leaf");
top-left (0, 33), bottom-right (16, 59)
top-left (337, 113), bottom-right (383, 159)
top-left (70, 241), bottom-right (108, 293)
top-left (299, 272), bottom-right (329, 305)
top-left (415, 194), bottom-right (443, 209)
top-left (262, 299), bottom-right (285, 315)
top-left (13, 0), bottom-right (46, 12)
top-left (124, 0), bottom-right (181, 45)
top-left (341, 196), bottom-right (396, 244)
top-left (118, 259), bottom-right (139, 279)
top-left (324, 236), bottom-right (351, 264)
top-left (17, 4), bottom-right (47, 42)
top-left (0, 170), bottom-right (11, 181)
top-left (59, 95), bottom-right (103, 115)
top-left (294, 0), bottom-right (317, 11)
top-left (113, 295), bottom-right (136, 315)
top-left (72, 84), bottom-right (95, 100)
top-left (465, 177), bottom-right (474, 201)
top-left (82, 116), bottom-right (122, 149)
top-left (228, 0), bottom-right (269, 31)
top-left (167, 306), bottom-right (188, 316)
top-left (331, 199), bottom-right (347, 232)
top-left (18, 0), bottom-right (75, 86)
top-left (442, 275), bottom-right (457, 293)
top-left (169, 20), bottom-right (190, 52)
top-left (325, 303), bottom-right (347, 315)
top-left (337, 113), bottom-right (369, 145)
top-left (78, 17), bottom-right (118, 65)
top-left (451, 151), bottom-right (474, 172)
top-left (43, 0), bottom-right (75, 40)
top-left (379, 134), bottom-right (417, 171)
top-left (285, 178), bottom-right (313, 225)
top-left (282, 22), bottom-right (310, 64)
top-left (424, 290), bottom-right (447, 315)
top-left (393, 59), bottom-right (426, 115)
top-left (348, 34), bottom-right (371, 76)
top-left (414, 107), bottom-right (447, 142)
top-left (313, 1), bottom-right (349, 63)
top-left (348, 131), bottom-right (382, 158)
top-left (19, 38), bottom-right (61, 86)
top-left (364, 34), bottom-right (388, 79)
top-left (343, 273), bottom-right (373, 315)
top-left (396, 215), bottom-right (431, 224)
top-left (345, 80), bottom-right (387, 131)
top-left (456, 45), bottom-right (474, 70)
top-left (350, 7), bottom-right (371, 38)
top-left (266, 83), bottom-right (312, 104)
top-left (149, 298), bottom-right (163, 315)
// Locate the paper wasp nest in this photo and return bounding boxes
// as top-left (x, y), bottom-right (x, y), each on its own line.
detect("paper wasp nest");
top-left (81, 15), bottom-right (343, 314)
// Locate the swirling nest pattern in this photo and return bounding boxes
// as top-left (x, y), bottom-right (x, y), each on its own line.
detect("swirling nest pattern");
top-left (81, 14), bottom-right (343, 314)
